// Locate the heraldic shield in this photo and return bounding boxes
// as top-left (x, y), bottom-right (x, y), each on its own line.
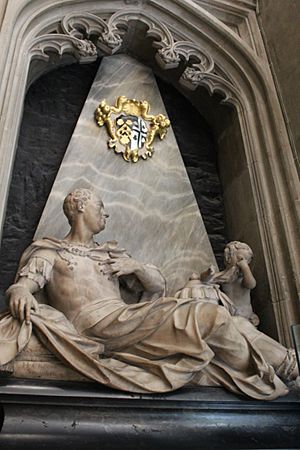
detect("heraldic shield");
top-left (95, 95), bottom-right (170, 162)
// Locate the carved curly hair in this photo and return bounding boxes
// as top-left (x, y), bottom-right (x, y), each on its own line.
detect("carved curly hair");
top-left (224, 241), bottom-right (253, 264)
top-left (63, 188), bottom-right (93, 225)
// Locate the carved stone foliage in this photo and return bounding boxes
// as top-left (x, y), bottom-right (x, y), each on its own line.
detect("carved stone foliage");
top-left (28, 10), bottom-right (239, 106)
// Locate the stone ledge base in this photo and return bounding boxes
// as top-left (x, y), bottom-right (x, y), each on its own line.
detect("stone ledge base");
top-left (1, 332), bottom-right (89, 382)
top-left (0, 379), bottom-right (300, 449)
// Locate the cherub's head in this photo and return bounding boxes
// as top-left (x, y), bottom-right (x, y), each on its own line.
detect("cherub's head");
top-left (224, 241), bottom-right (253, 266)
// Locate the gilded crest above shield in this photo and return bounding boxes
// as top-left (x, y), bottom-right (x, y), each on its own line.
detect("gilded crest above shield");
top-left (95, 96), bottom-right (170, 162)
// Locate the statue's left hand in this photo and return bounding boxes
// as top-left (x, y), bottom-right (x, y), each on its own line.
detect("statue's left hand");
top-left (105, 257), bottom-right (143, 277)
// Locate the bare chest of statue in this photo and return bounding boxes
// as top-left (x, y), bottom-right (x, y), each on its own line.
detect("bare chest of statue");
top-left (45, 247), bottom-right (122, 321)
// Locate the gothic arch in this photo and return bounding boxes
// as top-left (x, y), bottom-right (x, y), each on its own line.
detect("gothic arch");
top-left (0, 0), bottom-right (299, 344)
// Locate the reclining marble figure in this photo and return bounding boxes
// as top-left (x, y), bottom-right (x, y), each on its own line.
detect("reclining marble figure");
top-left (0, 188), bottom-right (298, 399)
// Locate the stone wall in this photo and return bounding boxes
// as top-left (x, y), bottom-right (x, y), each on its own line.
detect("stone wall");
top-left (0, 61), bottom-right (100, 306)
top-left (258, 0), bottom-right (300, 166)
top-left (217, 111), bottom-right (277, 338)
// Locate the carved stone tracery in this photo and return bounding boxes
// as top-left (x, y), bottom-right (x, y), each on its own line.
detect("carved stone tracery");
top-left (30, 34), bottom-right (98, 63)
top-left (28, 10), bottom-right (239, 105)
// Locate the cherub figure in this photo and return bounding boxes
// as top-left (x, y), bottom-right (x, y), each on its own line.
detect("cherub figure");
top-left (201, 241), bottom-right (259, 326)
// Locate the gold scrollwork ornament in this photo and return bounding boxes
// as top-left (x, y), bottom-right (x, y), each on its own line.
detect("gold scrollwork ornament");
top-left (95, 96), bottom-right (170, 163)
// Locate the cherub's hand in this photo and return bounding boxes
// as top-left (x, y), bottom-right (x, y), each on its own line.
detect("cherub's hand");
top-left (200, 265), bottom-right (216, 282)
top-left (9, 288), bottom-right (39, 325)
top-left (105, 257), bottom-right (143, 277)
top-left (207, 265), bottom-right (216, 276)
top-left (236, 258), bottom-right (249, 268)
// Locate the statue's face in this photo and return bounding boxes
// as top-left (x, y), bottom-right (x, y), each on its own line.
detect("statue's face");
top-left (82, 194), bottom-right (108, 234)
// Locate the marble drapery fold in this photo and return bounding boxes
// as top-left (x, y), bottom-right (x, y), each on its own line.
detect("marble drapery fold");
top-left (0, 240), bottom-right (291, 400)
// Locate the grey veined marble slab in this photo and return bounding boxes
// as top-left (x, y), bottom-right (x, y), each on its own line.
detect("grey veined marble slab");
top-left (35, 55), bottom-right (217, 295)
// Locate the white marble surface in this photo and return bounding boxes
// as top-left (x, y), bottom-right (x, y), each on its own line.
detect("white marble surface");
top-left (35, 55), bottom-right (217, 295)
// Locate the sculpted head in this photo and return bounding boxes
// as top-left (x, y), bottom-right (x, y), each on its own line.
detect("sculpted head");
top-left (63, 188), bottom-right (108, 233)
top-left (224, 241), bottom-right (253, 266)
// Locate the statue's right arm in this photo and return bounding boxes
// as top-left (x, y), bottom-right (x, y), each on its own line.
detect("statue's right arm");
top-left (6, 247), bottom-right (55, 324)
top-left (237, 259), bottom-right (256, 290)
top-left (6, 278), bottom-right (40, 325)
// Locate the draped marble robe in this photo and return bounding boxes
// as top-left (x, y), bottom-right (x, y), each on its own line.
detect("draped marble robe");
top-left (0, 239), bottom-right (295, 400)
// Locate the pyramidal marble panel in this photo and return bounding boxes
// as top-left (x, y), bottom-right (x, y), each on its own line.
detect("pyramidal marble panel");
top-left (35, 55), bottom-right (217, 295)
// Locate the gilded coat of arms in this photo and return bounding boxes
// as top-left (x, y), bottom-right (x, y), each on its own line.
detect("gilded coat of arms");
top-left (95, 96), bottom-right (170, 162)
